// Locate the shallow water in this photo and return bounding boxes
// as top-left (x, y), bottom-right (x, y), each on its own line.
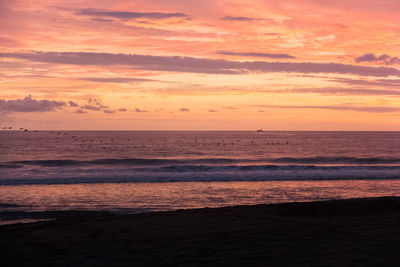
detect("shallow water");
top-left (1, 180), bottom-right (400, 213)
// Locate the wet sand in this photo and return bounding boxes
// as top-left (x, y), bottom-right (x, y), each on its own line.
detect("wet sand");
top-left (1, 197), bottom-right (400, 266)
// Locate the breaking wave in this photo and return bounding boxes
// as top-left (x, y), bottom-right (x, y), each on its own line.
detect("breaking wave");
top-left (6, 156), bottom-right (400, 167)
top-left (0, 163), bottom-right (399, 185)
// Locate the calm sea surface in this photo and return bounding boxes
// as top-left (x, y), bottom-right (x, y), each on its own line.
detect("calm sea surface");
top-left (0, 131), bottom-right (399, 214)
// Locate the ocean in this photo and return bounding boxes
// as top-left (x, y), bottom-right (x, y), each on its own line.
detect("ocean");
top-left (0, 131), bottom-right (399, 214)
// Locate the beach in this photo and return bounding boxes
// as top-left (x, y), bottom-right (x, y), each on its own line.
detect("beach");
top-left (1, 196), bottom-right (400, 266)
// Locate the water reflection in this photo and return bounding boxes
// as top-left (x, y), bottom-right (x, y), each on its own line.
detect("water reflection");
top-left (1, 180), bottom-right (399, 213)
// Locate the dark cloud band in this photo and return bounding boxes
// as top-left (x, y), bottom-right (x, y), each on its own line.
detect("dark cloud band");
top-left (1, 51), bottom-right (400, 77)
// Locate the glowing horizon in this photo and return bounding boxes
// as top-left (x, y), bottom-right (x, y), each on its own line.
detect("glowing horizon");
top-left (1, 0), bottom-right (400, 130)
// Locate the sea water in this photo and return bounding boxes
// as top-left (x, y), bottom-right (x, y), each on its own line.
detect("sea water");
top-left (0, 131), bottom-right (399, 213)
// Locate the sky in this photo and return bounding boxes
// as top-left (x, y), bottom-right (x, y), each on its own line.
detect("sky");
top-left (0, 0), bottom-right (399, 130)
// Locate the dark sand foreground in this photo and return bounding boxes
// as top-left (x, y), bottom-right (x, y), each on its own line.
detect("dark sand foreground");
top-left (1, 197), bottom-right (400, 266)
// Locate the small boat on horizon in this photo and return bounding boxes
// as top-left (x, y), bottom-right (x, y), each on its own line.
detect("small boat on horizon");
top-left (256, 129), bottom-right (263, 132)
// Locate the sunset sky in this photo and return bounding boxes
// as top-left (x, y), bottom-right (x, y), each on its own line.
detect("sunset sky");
top-left (1, 0), bottom-right (400, 130)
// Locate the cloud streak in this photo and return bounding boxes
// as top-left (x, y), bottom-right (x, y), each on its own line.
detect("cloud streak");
top-left (221, 16), bottom-right (257, 21)
top-left (256, 104), bottom-right (400, 113)
top-left (331, 77), bottom-right (400, 88)
top-left (0, 95), bottom-right (66, 113)
top-left (76, 9), bottom-right (189, 20)
top-left (217, 50), bottom-right (295, 59)
top-left (2, 51), bottom-right (400, 77)
top-left (80, 77), bottom-right (157, 83)
top-left (286, 87), bottom-right (400, 96)
top-left (80, 105), bottom-right (102, 111)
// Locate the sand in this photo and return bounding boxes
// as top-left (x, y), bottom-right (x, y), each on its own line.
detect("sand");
top-left (1, 197), bottom-right (400, 266)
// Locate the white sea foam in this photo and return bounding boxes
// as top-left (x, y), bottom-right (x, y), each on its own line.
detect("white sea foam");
top-left (0, 164), bottom-right (399, 185)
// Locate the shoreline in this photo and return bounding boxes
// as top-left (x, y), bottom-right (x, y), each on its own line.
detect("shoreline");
top-left (1, 197), bottom-right (400, 266)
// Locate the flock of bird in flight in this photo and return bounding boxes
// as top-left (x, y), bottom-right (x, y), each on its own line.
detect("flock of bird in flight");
top-left (1, 128), bottom-right (288, 149)
top-left (2, 126), bottom-right (31, 132)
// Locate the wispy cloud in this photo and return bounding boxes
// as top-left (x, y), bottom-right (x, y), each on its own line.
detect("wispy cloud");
top-left (330, 77), bottom-right (400, 88)
top-left (2, 51), bottom-right (400, 77)
top-left (221, 16), bottom-right (257, 22)
top-left (90, 17), bottom-right (114, 22)
top-left (288, 87), bottom-right (400, 96)
top-left (135, 108), bottom-right (147, 112)
top-left (0, 95), bottom-right (66, 113)
top-left (76, 9), bottom-right (189, 20)
top-left (157, 85), bottom-right (400, 97)
top-left (80, 105), bottom-right (102, 111)
top-left (180, 108), bottom-right (190, 112)
top-left (80, 77), bottom-right (157, 83)
top-left (221, 15), bottom-right (275, 24)
top-left (255, 104), bottom-right (400, 113)
top-left (217, 50), bottom-right (295, 59)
